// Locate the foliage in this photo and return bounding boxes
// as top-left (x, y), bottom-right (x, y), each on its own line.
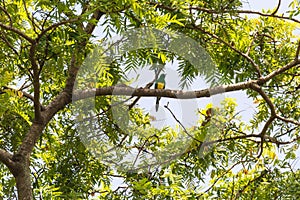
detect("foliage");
top-left (0, 0), bottom-right (299, 199)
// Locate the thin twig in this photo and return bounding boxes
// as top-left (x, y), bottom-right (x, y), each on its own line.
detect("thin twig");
top-left (192, 25), bottom-right (262, 77)
top-left (0, 34), bottom-right (19, 55)
top-left (164, 103), bottom-right (201, 142)
top-left (150, 2), bottom-right (300, 24)
top-left (201, 161), bottom-right (244, 196)
top-left (0, 5), bottom-right (12, 26)
top-left (270, 0), bottom-right (281, 16)
top-left (234, 170), bottom-right (267, 199)
top-left (295, 40), bottom-right (300, 60)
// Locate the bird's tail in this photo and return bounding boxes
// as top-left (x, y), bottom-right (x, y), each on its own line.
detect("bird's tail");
top-left (156, 97), bottom-right (160, 112)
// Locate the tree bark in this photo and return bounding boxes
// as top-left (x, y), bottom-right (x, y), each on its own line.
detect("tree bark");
top-left (11, 121), bottom-right (47, 199)
top-left (10, 155), bottom-right (32, 200)
top-left (15, 162), bottom-right (32, 199)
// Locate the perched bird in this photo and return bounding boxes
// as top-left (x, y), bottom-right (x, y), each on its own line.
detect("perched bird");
top-left (201, 108), bottom-right (214, 126)
top-left (155, 74), bottom-right (166, 111)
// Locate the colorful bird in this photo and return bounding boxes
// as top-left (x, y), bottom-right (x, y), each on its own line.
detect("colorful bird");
top-left (155, 74), bottom-right (166, 111)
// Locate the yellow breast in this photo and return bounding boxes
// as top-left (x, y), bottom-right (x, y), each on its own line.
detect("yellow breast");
top-left (157, 82), bottom-right (164, 89)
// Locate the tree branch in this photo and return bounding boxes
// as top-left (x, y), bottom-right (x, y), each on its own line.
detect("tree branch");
top-left (250, 83), bottom-right (276, 158)
top-left (84, 10), bottom-right (104, 34)
top-left (0, 5), bottom-right (12, 26)
top-left (265, 135), bottom-right (300, 146)
top-left (234, 170), bottom-right (267, 199)
top-left (150, 2), bottom-right (300, 24)
top-left (165, 103), bottom-right (201, 142)
top-left (22, 0), bottom-right (39, 35)
top-left (295, 40), bottom-right (300, 60)
top-left (22, 91), bottom-right (46, 111)
top-left (270, 0), bottom-right (281, 16)
top-left (203, 134), bottom-right (261, 147)
top-left (258, 59), bottom-right (300, 84)
top-left (73, 80), bottom-right (255, 101)
top-left (0, 22), bottom-right (34, 43)
top-left (236, 10), bottom-right (300, 24)
top-left (16, 9), bottom-right (105, 159)
top-left (192, 25), bottom-right (262, 77)
top-left (0, 148), bottom-right (15, 170)
top-left (251, 84), bottom-right (276, 116)
top-left (29, 42), bottom-right (43, 121)
top-left (38, 18), bottom-right (80, 40)
top-left (0, 33), bottom-right (19, 55)
top-left (275, 115), bottom-right (300, 126)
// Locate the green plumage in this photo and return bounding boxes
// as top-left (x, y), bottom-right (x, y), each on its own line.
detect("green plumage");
top-left (154, 74), bottom-right (166, 111)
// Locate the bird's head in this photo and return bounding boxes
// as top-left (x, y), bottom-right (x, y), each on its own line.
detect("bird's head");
top-left (159, 74), bottom-right (166, 79)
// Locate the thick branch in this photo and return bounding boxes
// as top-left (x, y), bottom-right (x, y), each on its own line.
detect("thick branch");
top-left (16, 9), bottom-right (105, 159)
top-left (250, 83), bottom-right (276, 157)
top-left (251, 84), bottom-right (276, 116)
top-left (64, 10), bottom-right (104, 95)
top-left (29, 43), bottom-right (43, 121)
top-left (15, 122), bottom-right (46, 158)
top-left (258, 59), bottom-right (300, 84)
top-left (0, 22), bottom-right (34, 43)
top-left (51, 59), bottom-right (300, 130)
top-left (265, 135), bottom-right (300, 146)
top-left (84, 10), bottom-right (104, 34)
top-left (204, 134), bottom-right (261, 147)
top-left (73, 80), bottom-right (255, 101)
top-left (0, 149), bottom-right (15, 170)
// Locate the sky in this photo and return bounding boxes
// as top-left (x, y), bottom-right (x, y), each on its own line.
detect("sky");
top-left (244, 0), bottom-right (292, 13)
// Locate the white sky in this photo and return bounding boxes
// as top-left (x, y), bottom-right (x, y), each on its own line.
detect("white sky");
top-left (244, 0), bottom-right (292, 13)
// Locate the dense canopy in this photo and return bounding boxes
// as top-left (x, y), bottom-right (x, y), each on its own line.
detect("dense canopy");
top-left (0, 0), bottom-right (299, 199)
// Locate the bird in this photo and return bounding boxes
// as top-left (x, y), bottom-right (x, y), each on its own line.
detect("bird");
top-left (155, 74), bottom-right (166, 112)
top-left (201, 108), bottom-right (214, 126)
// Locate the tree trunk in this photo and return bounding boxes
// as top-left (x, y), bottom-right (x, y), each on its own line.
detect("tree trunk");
top-left (12, 155), bottom-right (33, 200)
top-left (11, 121), bottom-right (48, 199)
